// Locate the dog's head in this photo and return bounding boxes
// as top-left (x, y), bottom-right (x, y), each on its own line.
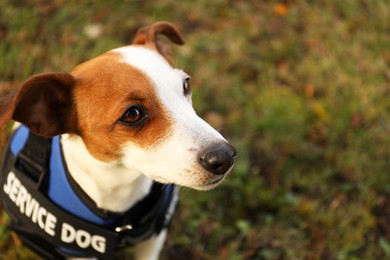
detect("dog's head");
top-left (0, 22), bottom-right (236, 190)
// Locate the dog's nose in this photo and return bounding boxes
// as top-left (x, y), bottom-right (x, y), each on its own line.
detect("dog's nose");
top-left (199, 142), bottom-right (236, 175)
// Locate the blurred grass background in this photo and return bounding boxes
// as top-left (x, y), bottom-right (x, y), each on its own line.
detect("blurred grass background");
top-left (1, 0), bottom-right (390, 259)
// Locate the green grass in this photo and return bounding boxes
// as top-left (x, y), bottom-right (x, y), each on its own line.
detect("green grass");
top-left (1, 0), bottom-right (390, 259)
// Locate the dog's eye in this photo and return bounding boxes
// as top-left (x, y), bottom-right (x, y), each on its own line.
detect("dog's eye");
top-left (183, 77), bottom-right (191, 95)
top-left (119, 106), bottom-right (147, 126)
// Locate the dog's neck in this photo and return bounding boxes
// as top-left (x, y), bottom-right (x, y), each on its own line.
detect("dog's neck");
top-left (60, 134), bottom-right (153, 213)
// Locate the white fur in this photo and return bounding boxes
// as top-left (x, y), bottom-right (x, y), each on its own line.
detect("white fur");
top-left (61, 134), bottom-right (153, 213)
top-left (134, 230), bottom-right (167, 260)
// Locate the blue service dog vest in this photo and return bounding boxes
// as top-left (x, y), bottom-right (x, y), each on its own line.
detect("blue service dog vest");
top-left (0, 125), bottom-right (177, 259)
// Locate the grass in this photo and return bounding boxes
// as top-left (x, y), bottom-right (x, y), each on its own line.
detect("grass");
top-left (1, 0), bottom-right (390, 259)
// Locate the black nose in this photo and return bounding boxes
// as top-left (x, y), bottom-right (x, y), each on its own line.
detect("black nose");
top-left (199, 142), bottom-right (236, 175)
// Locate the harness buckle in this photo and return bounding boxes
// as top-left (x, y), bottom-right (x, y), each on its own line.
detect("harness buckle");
top-left (115, 224), bottom-right (133, 232)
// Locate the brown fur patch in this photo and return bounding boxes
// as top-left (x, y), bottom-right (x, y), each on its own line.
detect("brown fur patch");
top-left (70, 52), bottom-right (173, 162)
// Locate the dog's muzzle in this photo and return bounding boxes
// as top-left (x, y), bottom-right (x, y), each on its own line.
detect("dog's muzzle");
top-left (198, 142), bottom-right (236, 175)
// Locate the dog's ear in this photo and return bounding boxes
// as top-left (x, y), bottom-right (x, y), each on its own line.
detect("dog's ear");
top-left (133, 21), bottom-right (185, 64)
top-left (0, 72), bottom-right (77, 137)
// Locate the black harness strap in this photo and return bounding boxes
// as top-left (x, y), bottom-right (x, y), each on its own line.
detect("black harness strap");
top-left (16, 132), bottom-right (51, 190)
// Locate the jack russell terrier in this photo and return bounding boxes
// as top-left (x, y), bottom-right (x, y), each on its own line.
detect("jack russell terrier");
top-left (0, 21), bottom-right (236, 259)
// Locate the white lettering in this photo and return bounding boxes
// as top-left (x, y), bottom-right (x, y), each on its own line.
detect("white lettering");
top-left (37, 207), bottom-right (47, 230)
top-left (31, 199), bottom-right (40, 224)
top-left (9, 175), bottom-right (20, 202)
top-left (25, 194), bottom-right (36, 218)
top-left (61, 222), bottom-right (107, 253)
top-left (61, 222), bottom-right (75, 243)
top-left (3, 172), bottom-right (58, 238)
top-left (15, 185), bottom-right (27, 213)
top-left (76, 229), bottom-right (91, 248)
top-left (3, 172), bottom-right (105, 252)
top-left (45, 213), bottom-right (56, 236)
top-left (92, 235), bottom-right (106, 253)
top-left (3, 171), bottom-right (15, 194)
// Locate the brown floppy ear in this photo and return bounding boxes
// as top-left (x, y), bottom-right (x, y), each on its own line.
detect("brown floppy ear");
top-left (0, 72), bottom-right (77, 137)
top-left (132, 21), bottom-right (185, 64)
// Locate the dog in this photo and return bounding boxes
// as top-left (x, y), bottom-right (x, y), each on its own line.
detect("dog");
top-left (0, 21), bottom-right (236, 259)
